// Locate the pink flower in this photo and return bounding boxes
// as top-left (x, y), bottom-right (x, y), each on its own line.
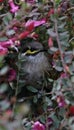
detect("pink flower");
top-left (46, 118), bottom-right (53, 128)
top-left (0, 39), bottom-right (14, 48)
top-left (8, 0), bottom-right (19, 13)
top-left (60, 72), bottom-right (69, 78)
top-left (0, 45), bottom-right (8, 55)
top-left (0, 39), bottom-right (15, 55)
top-left (13, 26), bottom-right (18, 31)
top-left (32, 121), bottom-right (45, 130)
top-left (25, 19), bottom-right (46, 28)
top-left (25, 0), bottom-right (35, 3)
top-left (0, 38), bottom-right (20, 56)
top-left (48, 37), bottom-right (53, 48)
top-left (56, 96), bottom-right (66, 108)
top-left (34, 19), bottom-right (46, 27)
top-left (5, 109), bottom-right (13, 118)
top-left (7, 68), bottom-right (16, 81)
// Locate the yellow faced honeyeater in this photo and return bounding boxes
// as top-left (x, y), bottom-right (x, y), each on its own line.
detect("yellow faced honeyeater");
top-left (19, 39), bottom-right (50, 88)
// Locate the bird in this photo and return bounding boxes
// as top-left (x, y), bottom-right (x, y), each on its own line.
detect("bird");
top-left (19, 38), bottom-right (50, 89)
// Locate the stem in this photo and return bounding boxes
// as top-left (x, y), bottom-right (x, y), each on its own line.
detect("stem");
top-left (69, 37), bottom-right (74, 43)
top-left (54, 19), bottom-right (66, 72)
top-left (0, 13), bottom-right (8, 18)
top-left (53, 2), bottom-right (67, 73)
top-left (12, 53), bottom-right (21, 111)
top-left (45, 112), bottom-right (49, 130)
top-left (18, 91), bottom-right (53, 103)
top-left (15, 53), bottom-right (21, 96)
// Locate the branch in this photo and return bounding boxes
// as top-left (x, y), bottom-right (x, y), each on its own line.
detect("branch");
top-left (54, 19), bottom-right (67, 73)
top-left (0, 13), bottom-right (8, 18)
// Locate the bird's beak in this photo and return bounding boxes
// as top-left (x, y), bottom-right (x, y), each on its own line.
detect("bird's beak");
top-left (21, 52), bottom-right (27, 57)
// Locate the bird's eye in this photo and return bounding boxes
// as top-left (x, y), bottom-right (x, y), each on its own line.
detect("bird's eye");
top-left (30, 48), bottom-right (36, 51)
top-left (22, 47), bottom-right (30, 53)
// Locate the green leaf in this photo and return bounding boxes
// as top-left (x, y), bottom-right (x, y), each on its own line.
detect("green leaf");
top-left (55, 66), bottom-right (63, 71)
top-left (0, 125), bottom-right (7, 130)
top-left (48, 78), bottom-right (53, 82)
top-left (59, 32), bottom-right (69, 37)
top-left (51, 114), bottom-right (60, 129)
top-left (47, 29), bottom-right (56, 37)
top-left (0, 66), bottom-right (9, 75)
top-left (0, 83), bottom-right (8, 94)
top-left (25, 122), bottom-right (32, 130)
top-left (55, 0), bottom-right (61, 5)
top-left (69, 117), bottom-right (74, 130)
top-left (71, 76), bottom-right (74, 83)
top-left (50, 47), bottom-right (58, 52)
top-left (59, 16), bottom-right (67, 21)
top-left (6, 29), bottom-right (15, 36)
top-left (0, 56), bottom-right (4, 63)
top-left (27, 86), bottom-right (38, 93)
top-left (40, 115), bottom-right (46, 124)
top-left (58, 22), bottom-right (66, 29)
top-left (43, 102), bottom-right (48, 111)
top-left (33, 96), bottom-right (38, 103)
top-left (7, 12), bottom-right (13, 21)
top-left (0, 37), bottom-right (8, 41)
top-left (44, 96), bottom-right (52, 106)
top-left (3, 13), bottom-right (12, 25)
top-left (0, 100), bottom-right (10, 111)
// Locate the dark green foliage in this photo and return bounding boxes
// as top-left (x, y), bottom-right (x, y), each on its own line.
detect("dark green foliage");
top-left (0, 0), bottom-right (74, 130)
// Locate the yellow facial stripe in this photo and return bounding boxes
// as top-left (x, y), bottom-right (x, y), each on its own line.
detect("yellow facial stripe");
top-left (25, 49), bottom-right (39, 55)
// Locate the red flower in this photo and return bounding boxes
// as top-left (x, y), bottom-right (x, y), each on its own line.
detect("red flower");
top-left (48, 9), bottom-right (54, 17)
top-left (26, 22), bottom-right (34, 32)
top-left (18, 31), bottom-right (30, 40)
top-left (0, 0), bottom-right (3, 2)
top-left (7, 68), bottom-right (16, 81)
top-left (53, 50), bottom-right (60, 59)
top-left (69, 106), bottom-right (74, 116)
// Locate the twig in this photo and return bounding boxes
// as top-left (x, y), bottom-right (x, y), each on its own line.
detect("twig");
top-left (12, 53), bottom-right (21, 112)
top-left (0, 13), bottom-right (8, 18)
top-left (69, 37), bottom-right (74, 43)
top-left (53, 2), bottom-right (67, 73)
top-left (67, 7), bottom-right (74, 11)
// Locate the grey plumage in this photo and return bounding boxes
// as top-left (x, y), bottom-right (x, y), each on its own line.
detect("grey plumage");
top-left (20, 41), bottom-right (49, 87)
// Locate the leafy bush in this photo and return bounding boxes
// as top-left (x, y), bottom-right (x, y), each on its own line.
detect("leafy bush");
top-left (0, 0), bottom-right (74, 130)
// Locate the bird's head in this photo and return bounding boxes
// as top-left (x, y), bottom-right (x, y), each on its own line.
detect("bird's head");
top-left (20, 39), bottom-right (47, 63)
